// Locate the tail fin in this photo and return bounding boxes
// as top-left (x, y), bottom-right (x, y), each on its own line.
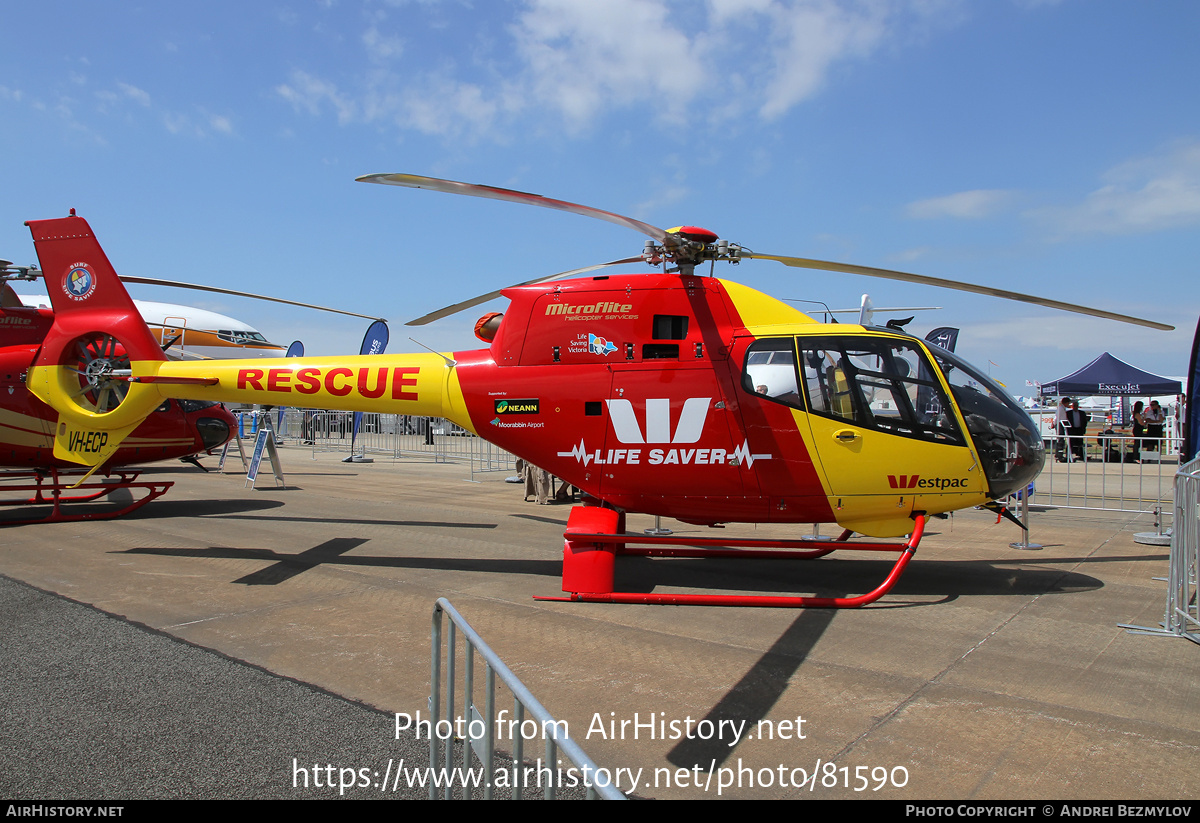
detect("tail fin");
top-left (25, 213), bottom-right (168, 467)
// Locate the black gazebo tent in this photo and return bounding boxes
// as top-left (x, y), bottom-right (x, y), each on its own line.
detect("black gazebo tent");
top-left (1041, 352), bottom-right (1181, 397)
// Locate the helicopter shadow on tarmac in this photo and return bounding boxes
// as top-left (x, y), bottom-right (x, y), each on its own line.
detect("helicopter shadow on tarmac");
top-left (659, 554), bottom-right (1108, 770)
top-left (112, 539), bottom-right (560, 586)
top-left (613, 551), bottom-right (1104, 600)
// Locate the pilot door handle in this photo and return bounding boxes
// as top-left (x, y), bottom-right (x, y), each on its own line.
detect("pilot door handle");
top-left (833, 428), bottom-right (860, 442)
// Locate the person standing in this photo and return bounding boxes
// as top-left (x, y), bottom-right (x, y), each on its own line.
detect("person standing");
top-left (1055, 397), bottom-right (1071, 462)
top-left (1143, 400), bottom-right (1166, 453)
top-left (1131, 400), bottom-right (1145, 461)
top-left (1068, 400), bottom-right (1089, 462)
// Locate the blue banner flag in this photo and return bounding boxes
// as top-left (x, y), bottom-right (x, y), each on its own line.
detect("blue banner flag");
top-left (924, 327), bottom-right (960, 353)
top-left (277, 341), bottom-right (305, 431)
top-left (351, 321), bottom-right (390, 450)
top-left (1185, 317), bottom-right (1200, 462)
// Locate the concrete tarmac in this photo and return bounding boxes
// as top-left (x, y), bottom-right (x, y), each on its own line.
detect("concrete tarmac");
top-left (1, 446), bottom-right (1197, 800)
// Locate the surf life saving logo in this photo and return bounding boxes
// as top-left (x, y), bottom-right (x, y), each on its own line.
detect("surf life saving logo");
top-left (587, 333), bottom-right (617, 357)
top-left (557, 397), bottom-right (772, 468)
top-left (63, 263), bottom-right (97, 302)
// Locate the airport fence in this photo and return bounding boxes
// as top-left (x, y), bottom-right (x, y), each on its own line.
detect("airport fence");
top-left (1164, 454), bottom-right (1200, 643)
top-left (1033, 432), bottom-right (1179, 520)
top-left (1120, 452), bottom-right (1200, 645)
top-left (428, 598), bottom-right (624, 800)
top-left (274, 409), bottom-right (518, 479)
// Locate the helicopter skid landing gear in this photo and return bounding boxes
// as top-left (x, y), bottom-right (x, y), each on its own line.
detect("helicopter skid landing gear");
top-left (0, 468), bottom-right (173, 526)
top-left (537, 505), bottom-right (925, 608)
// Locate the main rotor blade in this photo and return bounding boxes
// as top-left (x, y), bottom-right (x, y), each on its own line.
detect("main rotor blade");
top-left (748, 253), bottom-right (1174, 331)
top-left (406, 257), bottom-right (644, 326)
top-left (117, 276), bottom-right (385, 322)
top-left (358, 173), bottom-right (675, 247)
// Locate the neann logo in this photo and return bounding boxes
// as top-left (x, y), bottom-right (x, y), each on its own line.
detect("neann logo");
top-left (494, 398), bottom-right (539, 415)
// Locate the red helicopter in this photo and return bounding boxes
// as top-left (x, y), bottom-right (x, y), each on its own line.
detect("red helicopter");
top-left (0, 262), bottom-right (236, 524)
top-left (19, 181), bottom-right (1172, 605)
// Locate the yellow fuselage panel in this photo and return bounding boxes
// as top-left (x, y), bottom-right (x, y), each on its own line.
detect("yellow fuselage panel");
top-left (735, 324), bottom-right (988, 538)
top-left (156, 355), bottom-right (475, 433)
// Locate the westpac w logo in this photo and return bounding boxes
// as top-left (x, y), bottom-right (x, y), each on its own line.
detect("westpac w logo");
top-left (606, 398), bottom-right (710, 444)
top-left (887, 474), bottom-right (920, 489)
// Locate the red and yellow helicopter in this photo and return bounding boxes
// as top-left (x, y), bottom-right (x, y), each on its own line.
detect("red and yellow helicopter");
top-left (0, 260), bottom-right (236, 524)
top-left (20, 177), bottom-right (1172, 605)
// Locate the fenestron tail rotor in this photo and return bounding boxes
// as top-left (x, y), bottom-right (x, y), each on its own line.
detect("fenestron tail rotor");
top-left (66, 333), bottom-right (132, 413)
top-left (358, 172), bottom-right (1174, 332)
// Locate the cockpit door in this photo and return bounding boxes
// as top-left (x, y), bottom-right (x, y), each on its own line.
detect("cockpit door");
top-left (795, 335), bottom-right (985, 536)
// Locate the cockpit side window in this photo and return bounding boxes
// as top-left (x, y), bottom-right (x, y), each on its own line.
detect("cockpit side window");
top-left (796, 337), bottom-right (963, 445)
top-left (742, 338), bottom-right (804, 411)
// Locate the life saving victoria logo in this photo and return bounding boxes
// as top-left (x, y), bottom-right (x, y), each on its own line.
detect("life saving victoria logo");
top-left (63, 263), bottom-right (97, 302)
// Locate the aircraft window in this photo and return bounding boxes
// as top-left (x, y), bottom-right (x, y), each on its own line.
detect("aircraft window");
top-left (930, 344), bottom-right (1043, 490)
top-left (742, 338), bottom-right (804, 411)
top-left (643, 344), bottom-right (679, 359)
top-left (178, 399), bottom-right (221, 413)
top-left (216, 329), bottom-right (265, 344)
top-left (652, 315), bottom-right (689, 340)
top-left (797, 337), bottom-right (962, 444)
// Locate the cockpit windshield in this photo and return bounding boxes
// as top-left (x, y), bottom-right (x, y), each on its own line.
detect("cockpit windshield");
top-left (927, 344), bottom-right (1045, 497)
top-left (216, 329), bottom-right (271, 344)
top-left (743, 336), bottom-right (963, 446)
top-left (742, 335), bottom-right (1045, 499)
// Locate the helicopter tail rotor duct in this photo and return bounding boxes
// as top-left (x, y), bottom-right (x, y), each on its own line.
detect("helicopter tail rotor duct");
top-left (64, 332), bottom-right (133, 415)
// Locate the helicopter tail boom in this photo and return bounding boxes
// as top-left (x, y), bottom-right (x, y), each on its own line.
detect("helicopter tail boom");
top-left (25, 214), bottom-right (472, 468)
top-left (154, 354), bottom-right (472, 425)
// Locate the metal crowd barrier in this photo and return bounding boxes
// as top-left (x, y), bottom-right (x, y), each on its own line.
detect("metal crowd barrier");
top-left (429, 598), bottom-right (624, 800)
top-left (1035, 433), bottom-right (1179, 515)
top-left (275, 410), bottom-right (517, 475)
top-left (1120, 453), bottom-right (1200, 644)
top-left (1165, 455), bottom-right (1200, 643)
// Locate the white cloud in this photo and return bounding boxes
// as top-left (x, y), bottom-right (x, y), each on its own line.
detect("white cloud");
top-left (362, 26), bottom-right (405, 63)
top-left (276, 69), bottom-right (358, 124)
top-left (1037, 140), bottom-right (1200, 236)
top-left (967, 313), bottom-right (1189, 379)
top-left (758, 0), bottom-right (890, 119)
top-left (117, 82), bottom-right (151, 107)
top-left (273, 0), bottom-right (964, 139)
top-left (906, 189), bottom-right (1015, 219)
top-left (632, 184), bottom-right (691, 219)
top-left (161, 108), bottom-right (236, 138)
top-left (209, 114), bottom-right (234, 135)
top-left (390, 76), bottom-right (500, 137)
top-left (512, 0), bottom-right (710, 131)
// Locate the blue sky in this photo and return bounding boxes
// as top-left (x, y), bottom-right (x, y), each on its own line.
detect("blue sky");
top-left (2, 0), bottom-right (1197, 395)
